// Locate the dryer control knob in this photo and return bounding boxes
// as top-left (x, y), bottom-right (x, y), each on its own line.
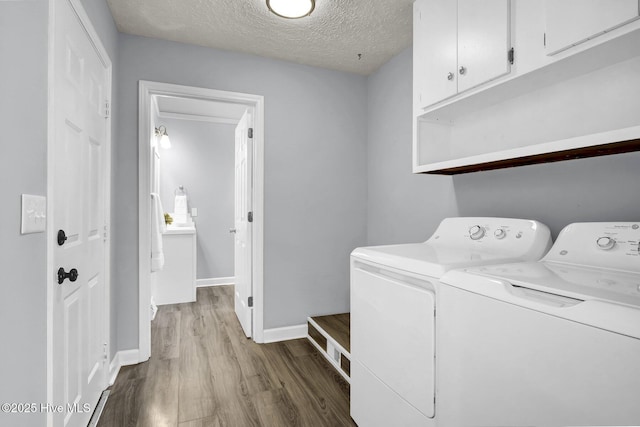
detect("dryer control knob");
top-left (596, 236), bottom-right (616, 250)
top-left (469, 225), bottom-right (485, 240)
top-left (494, 228), bottom-right (507, 240)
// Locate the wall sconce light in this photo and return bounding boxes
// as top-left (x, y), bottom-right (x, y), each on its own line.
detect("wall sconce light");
top-left (155, 125), bottom-right (171, 149)
top-left (266, 0), bottom-right (315, 19)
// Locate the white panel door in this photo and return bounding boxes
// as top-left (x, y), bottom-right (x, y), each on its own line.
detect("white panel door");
top-left (414, 0), bottom-right (458, 109)
top-left (52, 0), bottom-right (109, 425)
top-left (234, 110), bottom-right (253, 338)
top-left (457, 0), bottom-right (511, 92)
top-left (545, 0), bottom-right (640, 55)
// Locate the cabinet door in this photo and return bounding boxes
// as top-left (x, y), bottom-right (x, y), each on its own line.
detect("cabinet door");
top-left (458, 0), bottom-right (511, 92)
top-left (545, 0), bottom-right (639, 55)
top-left (414, 0), bottom-right (457, 109)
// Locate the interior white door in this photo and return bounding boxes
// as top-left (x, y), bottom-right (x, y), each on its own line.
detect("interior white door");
top-left (52, 0), bottom-right (109, 425)
top-left (234, 110), bottom-right (253, 338)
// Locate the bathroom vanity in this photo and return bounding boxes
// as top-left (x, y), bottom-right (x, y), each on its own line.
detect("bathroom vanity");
top-left (156, 223), bottom-right (197, 305)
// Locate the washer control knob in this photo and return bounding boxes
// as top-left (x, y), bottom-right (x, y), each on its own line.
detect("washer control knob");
top-left (469, 225), bottom-right (485, 240)
top-left (596, 236), bottom-right (616, 250)
top-left (494, 228), bottom-right (507, 240)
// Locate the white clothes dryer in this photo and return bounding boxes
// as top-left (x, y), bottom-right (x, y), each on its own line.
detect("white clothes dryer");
top-left (438, 222), bottom-right (640, 426)
top-left (350, 217), bottom-right (552, 427)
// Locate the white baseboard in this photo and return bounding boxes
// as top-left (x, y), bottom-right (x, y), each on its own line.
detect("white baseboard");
top-left (262, 324), bottom-right (307, 343)
top-left (196, 276), bottom-right (235, 287)
top-left (108, 349), bottom-right (140, 386)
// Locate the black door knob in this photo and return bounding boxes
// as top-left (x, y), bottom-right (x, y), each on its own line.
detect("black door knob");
top-left (57, 230), bottom-right (68, 246)
top-left (58, 267), bottom-right (78, 285)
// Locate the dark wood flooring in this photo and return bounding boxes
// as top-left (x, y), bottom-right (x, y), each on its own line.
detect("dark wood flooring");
top-left (310, 314), bottom-right (350, 353)
top-left (98, 286), bottom-right (355, 427)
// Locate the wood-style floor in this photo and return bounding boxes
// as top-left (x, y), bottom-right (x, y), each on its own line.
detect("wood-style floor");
top-left (98, 286), bottom-right (355, 427)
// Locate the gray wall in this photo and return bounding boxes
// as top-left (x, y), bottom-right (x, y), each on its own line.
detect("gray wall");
top-left (366, 46), bottom-right (640, 245)
top-left (0, 2), bottom-right (48, 425)
top-left (453, 153), bottom-right (640, 238)
top-left (114, 33), bottom-right (368, 346)
top-left (366, 48), bottom-right (458, 245)
top-left (159, 119), bottom-right (235, 280)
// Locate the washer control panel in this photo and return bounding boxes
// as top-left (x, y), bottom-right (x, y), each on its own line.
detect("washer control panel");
top-left (545, 222), bottom-right (640, 273)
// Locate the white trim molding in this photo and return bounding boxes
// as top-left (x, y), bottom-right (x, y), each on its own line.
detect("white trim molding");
top-left (108, 349), bottom-right (140, 386)
top-left (139, 80), bottom-right (266, 359)
top-left (262, 324), bottom-right (308, 343)
top-left (196, 277), bottom-right (235, 287)
top-left (158, 111), bottom-right (240, 125)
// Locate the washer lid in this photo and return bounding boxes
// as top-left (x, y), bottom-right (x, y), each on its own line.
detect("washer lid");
top-left (441, 265), bottom-right (640, 339)
top-left (351, 243), bottom-right (540, 278)
top-left (464, 261), bottom-right (640, 308)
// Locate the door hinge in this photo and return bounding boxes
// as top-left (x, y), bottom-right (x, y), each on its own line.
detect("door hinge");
top-left (508, 48), bottom-right (515, 65)
top-left (103, 225), bottom-right (108, 242)
top-left (543, 32), bottom-right (546, 47)
top-left (248, 296), bottom-right (253, 307)
top-left (248, 127), bottom-right (253, 139)
top-left (248, 211), bottom-right (253, 223)
top-left (104, 100), bottom-right (110, 118)
top-left (103, 343), bottom-right (108, 361)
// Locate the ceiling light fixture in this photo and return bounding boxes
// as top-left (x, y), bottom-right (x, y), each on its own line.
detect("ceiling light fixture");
top-left (155, 125), bottom-right (171, 149)
top-left (266, 0), bottom-right (315, 19)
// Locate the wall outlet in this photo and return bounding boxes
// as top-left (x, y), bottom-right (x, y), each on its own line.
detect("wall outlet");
top-left (21, 194), bottom-right (47, 234)
top-left (191, 207), bottom-right (198, 217)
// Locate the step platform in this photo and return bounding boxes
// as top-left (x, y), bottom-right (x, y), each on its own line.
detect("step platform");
top-left (307, 313), bottom-right (350, 382)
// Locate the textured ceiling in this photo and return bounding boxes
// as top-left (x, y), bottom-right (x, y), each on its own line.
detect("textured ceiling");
top-left (106, 0), bottom-right (414, 75)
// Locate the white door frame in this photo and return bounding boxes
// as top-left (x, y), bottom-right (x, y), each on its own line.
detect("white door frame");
top-left (46, 0), bottom-right (112, 424)
top-left (138, 81), bottom-right (265, 360)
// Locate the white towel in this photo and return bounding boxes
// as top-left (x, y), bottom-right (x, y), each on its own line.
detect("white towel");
top-left (150, 193), bottom-right (166, 272)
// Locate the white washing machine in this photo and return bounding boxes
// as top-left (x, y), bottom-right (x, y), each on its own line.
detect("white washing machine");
top-left (438, 222), bottom-right (640, 426)
top-left (350, 217), bottom-right (553, 427)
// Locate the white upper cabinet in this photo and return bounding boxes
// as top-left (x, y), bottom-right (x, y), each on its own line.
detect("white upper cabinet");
top-left (413, 0), bottom-right (457, 109)
top-left (545, 0), bottom-right (640, 55)
top-left (412, 1), bottom-right (640, 175)
top-left (414, 0), bottom-right (511, 110)
top-left (458, 0), bottom-right (511, 91)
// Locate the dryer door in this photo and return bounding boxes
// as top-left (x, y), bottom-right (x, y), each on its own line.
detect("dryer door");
top-left (351, 263), bottom-right (436, 419)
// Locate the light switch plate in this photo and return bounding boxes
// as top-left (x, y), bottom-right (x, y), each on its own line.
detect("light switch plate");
top-left (191, 207), bottom-right (198, 217)
top-left (21, 194), bottom-right (47, 234)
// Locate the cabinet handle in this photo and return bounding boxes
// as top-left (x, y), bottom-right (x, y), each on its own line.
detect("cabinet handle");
top-left (447, 72), bottom-right (454, 81)
top-left (459, 66), bottom-right (467, 75)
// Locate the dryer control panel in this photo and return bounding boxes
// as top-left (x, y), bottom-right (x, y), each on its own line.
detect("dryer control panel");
top-left (428, 217), bottom-right (552, 255)
top-left (544, 222), bottom-right (640, 273)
